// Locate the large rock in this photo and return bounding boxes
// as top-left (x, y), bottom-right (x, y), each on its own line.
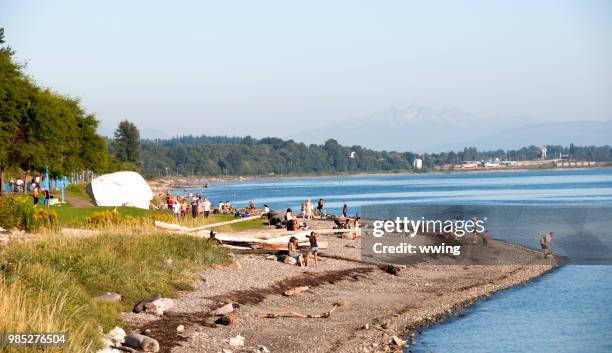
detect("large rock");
top-left (124, 334), bottom-right (160, 353)
top-left (144, 298), bottom-right (174, 316)
top-left (133, 293), bottom-right (162, 313)
top-left (104, 326), bottom-right (126, 346)
top-left (213, 303), bottom-right (234, 316)
top-left (215, 311), bottom-right (240, 326)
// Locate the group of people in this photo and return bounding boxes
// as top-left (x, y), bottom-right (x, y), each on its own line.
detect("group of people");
top-left (297, 198), bottom-right (332, 219)
top-left (166, 194), bottom-right (212, 221)
top-left (7, 177), bottom-right (25, 193)
top-left (287, 231), bottom-right (320, 268)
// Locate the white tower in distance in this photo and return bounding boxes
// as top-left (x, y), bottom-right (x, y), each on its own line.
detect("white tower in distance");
top-left (541, 145), bottom-right (547, 160)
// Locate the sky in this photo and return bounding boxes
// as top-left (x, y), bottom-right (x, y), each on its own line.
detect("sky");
top-left (1, 0), bottom-right (611, 141)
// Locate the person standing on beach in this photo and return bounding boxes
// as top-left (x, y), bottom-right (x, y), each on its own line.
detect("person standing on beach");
top-left (203, 197), bottom-right (211, 218)
top-left (305, 199), bottom-right (313, 219)
top-left (191, 197), bottom-right (198, 218)
top-left (482, 230), bottom-right (489, 246)
top-left (305, 231), bottom-right (319, 267)
top-left (173, 198), bottom-right (181, 222)
top-left (342, 202), bottom-right (348, 218)
top-left (317, 199), bottom-right (325, 218)
top-left (540, 232), bottom-right (554, 258)
top-left (32, 184), bottom-right (39, 206)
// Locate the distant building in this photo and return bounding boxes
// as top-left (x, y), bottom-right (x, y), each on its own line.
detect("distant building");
top-left (413, 158), bottom-right (423, 170)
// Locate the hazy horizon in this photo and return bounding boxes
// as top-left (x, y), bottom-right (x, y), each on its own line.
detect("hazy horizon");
top-left (2, 0), bottom-right (611, 150)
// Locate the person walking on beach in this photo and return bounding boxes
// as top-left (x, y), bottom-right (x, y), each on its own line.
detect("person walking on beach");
top-left (482, 230), bottom-right (489, 246)
top-left (540, 232), bottom-right (554, 258)
top-left (305, 231), bottom-right (319, 267)
top-left (342, 202), bottom-right (348, 218)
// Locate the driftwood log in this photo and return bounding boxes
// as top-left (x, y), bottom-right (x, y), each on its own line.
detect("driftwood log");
top-left (257, 303), bottom-right (341, 319)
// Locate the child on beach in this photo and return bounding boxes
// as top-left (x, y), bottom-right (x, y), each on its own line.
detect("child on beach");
top-left (305, 231), bottom-right (319, 267)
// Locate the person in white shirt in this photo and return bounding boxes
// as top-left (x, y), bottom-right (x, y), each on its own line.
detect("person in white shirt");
top-left (203, 197), bottom-right (211, 218)
top-left (172, 199), bottom-right (181, 222)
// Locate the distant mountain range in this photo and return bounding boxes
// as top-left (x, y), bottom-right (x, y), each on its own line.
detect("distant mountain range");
top-left (294, 105), bottom-right (612, 152)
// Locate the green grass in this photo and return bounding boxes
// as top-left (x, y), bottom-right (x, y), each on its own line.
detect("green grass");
top-left (0, 232), bottom-right (231, 352)
top-left (52, 205), bottom-right (158, 227)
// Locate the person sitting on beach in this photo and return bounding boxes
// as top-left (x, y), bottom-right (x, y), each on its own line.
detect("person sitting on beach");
top-left (287, 236), bottom-right (305, 267)
top-left (285, 208), bottom-right (298, 231)
top-left (305, 231), bottom-right (319, 267)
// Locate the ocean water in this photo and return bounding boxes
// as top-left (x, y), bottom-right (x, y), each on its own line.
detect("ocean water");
top-left (177, 168), bottom-right (612, 352)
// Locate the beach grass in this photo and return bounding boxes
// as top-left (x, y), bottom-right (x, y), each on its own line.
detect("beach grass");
top-left (0, 232), bottom-right (231, 353)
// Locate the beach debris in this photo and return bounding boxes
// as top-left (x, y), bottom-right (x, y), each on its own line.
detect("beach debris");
top-left (96, 292), bottom-right (122, 303)
top-left (124, 333), bottom-right (160, 352)
top-left (258, 303), bottom-right (341, 319)
top-left (390, 335), bottom-right (407, 348)
top-left (283, 286), bottom-right (309, 296)
top-left (133, 293), bottom-right (162, 313)
top-left (361, 323), bottom-right (370, 330)
top-left (215, 311), bottom-right (240, 326)
top-left (257, 345), bottom-right (271, 353)
top-left (213, 303), bottom-right (234, 316)
top-left (382, 264), bottom-right (401, 276)
top-left (264, 254), bottom-right (278, 261)
top-left (381, 323), bottom-right (389, 329)
top-left (144, 297), bottom-right (175, 316)
top-left (176, 325), bottom-right (185, 333)
top-left (104, 327), bottom-right (126, 346)
top-left (222, 349), bottom-right (233, 353)
top-left (229, 335), bottom-right (245, 347)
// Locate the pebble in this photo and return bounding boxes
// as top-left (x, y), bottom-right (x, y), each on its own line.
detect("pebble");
top-left (176, 325), bottom-right (185, 333)
top-left (213, 303), bottom-right (234, 316)
top-left (229, 335), bottom-right (245, 347)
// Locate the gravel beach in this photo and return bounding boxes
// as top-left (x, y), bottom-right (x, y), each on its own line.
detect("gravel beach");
top-left (123, 219), bottom-right (560, 353)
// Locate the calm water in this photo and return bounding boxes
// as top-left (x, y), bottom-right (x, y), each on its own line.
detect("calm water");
top-left (177, 168), bottom-right (612, 352)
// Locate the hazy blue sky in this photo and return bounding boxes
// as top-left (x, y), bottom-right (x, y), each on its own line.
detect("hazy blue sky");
top-left (1, 0), bottom-right (611, 139)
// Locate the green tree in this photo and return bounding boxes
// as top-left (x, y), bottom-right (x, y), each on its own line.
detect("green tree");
top-left (112, 120), bottom-right (141, 165)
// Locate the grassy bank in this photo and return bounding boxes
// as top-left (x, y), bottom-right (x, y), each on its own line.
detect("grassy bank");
top-left (0, 232), bottom-right (231, 353)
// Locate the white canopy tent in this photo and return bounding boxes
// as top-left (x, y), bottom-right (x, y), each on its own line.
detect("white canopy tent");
top-left (88, 171), bottom-right (153, 209)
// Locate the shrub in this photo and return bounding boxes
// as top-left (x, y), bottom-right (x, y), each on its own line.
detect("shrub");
top-left (0, 197), bottom-right (21, 230)
top-left (33, 208), bottom-right (58, 229)
top-left (85, 210), bottom-right (121, 226)
top-left (0, 196), bottom-right (52, 232)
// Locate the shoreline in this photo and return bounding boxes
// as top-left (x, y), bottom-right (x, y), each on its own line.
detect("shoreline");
top-left (123, 220), bottom-right (561, 353)
top-left (150, 165), bottom-right (612, 190)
